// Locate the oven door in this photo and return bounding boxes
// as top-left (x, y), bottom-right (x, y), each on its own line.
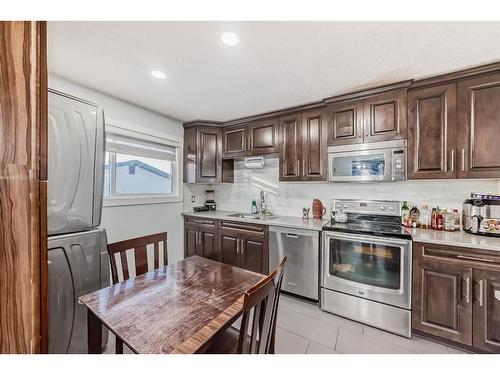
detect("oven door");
top-left (322, 231), bottom-right (412, 309)
top-left (328, 148), bottom-right (392, 182)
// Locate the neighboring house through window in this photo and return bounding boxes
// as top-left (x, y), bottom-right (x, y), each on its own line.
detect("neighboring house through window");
top-left (104, 124), bottom-right (181, 205)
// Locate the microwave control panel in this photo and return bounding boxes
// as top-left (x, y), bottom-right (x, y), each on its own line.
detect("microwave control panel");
top-left (392, 149), bottom-right (406, 181)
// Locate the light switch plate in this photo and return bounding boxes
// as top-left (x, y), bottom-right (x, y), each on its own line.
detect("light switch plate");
top-left (191, 196), bottom-right (195, 203)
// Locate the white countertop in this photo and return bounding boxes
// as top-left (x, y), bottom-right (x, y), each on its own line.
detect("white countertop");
top-left (405, 227), bottom-right (500, 252)
top-left (182, 211), bottom-right (500, 251)
top-left (182, 210), bottom-right (328, 231)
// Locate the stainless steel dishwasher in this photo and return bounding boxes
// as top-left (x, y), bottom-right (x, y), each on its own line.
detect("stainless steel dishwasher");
top-left (269, 226), bottom-right (319, 301)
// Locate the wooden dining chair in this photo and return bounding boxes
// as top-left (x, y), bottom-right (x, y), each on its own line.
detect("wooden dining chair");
top-left (205, 257), bottom-right (288, 354)
top-left (107, 232), bottom-right (168, 354)
top-left (107, 232), bottom-right (168, 285)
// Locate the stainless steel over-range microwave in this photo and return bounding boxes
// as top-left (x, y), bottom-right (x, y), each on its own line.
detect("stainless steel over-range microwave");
top-left (328, 139), bottom-right (407, 182)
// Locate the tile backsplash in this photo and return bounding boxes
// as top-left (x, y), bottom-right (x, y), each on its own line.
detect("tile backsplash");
top-left (183, 158), bottom-right (500, 217)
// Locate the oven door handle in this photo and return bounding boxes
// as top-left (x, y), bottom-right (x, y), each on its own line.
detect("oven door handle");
top-left (322, 231), bottom-right (412, 247)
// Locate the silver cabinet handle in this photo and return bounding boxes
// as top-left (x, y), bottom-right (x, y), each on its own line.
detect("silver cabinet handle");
top-left (195, 232), bottom-right (199, 245)
top-left (457, 254), bottom-right (494, 263)
top-left (302, 159), bottom-right (306, 176)
top-left (286, 233), bottom-right (299, 239)
top-left (478, 279), bottom-right (484, 307)
top-left (236, 238), bottom-right (240, 255)
top-left (241, 239), bottom-right (245, 255)
top-left (461, 149), bottom-right (465, 171)
top-left (450, 149), bottom-right (455, 172)
top-left (464, 277), bottom-right (471, 304)
top-left (296, 160), bottom-right (300, 176)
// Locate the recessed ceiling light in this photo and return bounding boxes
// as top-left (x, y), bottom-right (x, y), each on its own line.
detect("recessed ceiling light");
top-left (151, 70), bottom-right (167, 80)
top-left (221, 32), bottom-right (239, 46)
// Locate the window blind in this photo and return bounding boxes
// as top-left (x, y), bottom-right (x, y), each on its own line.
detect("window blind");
top-left (106, 132), bottom-right (177, 161)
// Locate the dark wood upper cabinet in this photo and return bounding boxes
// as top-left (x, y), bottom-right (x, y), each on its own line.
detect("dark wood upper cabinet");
top-left (364, 90), bottom-right (407, 143)
top-left (473, 269), bottom-right (500, 353)
top-left (327, 100), bottom-right (364, 146)
top-left (184, 123), bottom-right (231, 184)
top-left (412, 257), bottom-right (473, 346)
top-left (197, 127), bottom-right (222, 183)
top-left (301, 109), bottom-right (328, 181)
top-left (222, 125), bottom-right (247, 158)
top-left (279, 113), bottom-right (302, 181)
top-left (248, 118), bottom-right (278, 155)
top-left (407, 83), bottom-right (457, 179)
top-left (457, 72), bottom-right (500, 179)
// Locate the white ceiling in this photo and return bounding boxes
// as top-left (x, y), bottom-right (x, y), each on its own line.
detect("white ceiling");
top-left (48, 21), bottom-right (500, 122)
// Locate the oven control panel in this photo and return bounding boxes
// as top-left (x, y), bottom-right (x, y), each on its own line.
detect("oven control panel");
top-left (332, 199), bottom-right (402, 216)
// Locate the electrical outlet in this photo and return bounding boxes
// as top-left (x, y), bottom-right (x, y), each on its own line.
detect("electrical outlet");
top-left (191, 196), bottom-right (195, 203)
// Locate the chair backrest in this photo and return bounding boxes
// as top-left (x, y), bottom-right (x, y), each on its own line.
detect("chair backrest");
top-left (237, 257), bottom-right (287, 354)
top-left (107, 232), bottom-right (168, 284)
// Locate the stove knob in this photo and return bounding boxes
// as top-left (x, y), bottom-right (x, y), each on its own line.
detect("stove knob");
top-left (388, 205), bottom-right (395, 211)
top-left (379, 205), bottom-right (386, 211)
top-left (343, 204), bottom-right (348, 209)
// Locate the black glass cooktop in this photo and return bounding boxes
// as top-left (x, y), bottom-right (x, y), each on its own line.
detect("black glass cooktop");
top-left (322, 218), bottom-right (412, 239)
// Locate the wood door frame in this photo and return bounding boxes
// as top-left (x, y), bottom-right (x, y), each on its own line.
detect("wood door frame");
top-left (0, 21), bottom-right (47, 354)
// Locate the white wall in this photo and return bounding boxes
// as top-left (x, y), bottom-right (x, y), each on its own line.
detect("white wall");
top-left (184, 158), bottom-right (500, 217)
top-left (49, 75), bottom-right (185, 262)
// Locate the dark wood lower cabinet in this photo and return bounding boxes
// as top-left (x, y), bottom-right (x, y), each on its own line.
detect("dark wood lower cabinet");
top-left (220, 232), bottom-right (239, 268)
top-left (184, 217), bottom-right (219, 261)
top-left (184, 217), bottom-right (268, 275)
top-left (473, 269), bottom-right (500, 353)
top-left (412, 258), bottom-right (473, 345)
top-left (412, 242), bottom-right (500, 353)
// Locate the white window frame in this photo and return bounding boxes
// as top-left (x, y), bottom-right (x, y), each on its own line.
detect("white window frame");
top-left (103, 122), bottom-right (183, 207)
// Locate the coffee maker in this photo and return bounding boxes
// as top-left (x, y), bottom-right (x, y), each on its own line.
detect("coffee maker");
top-left (462, 197), bottom-right (500, 237)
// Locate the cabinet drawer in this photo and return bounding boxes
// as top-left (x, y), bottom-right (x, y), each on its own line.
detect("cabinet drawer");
top-left (220, 220), bottom-right (266, 237)
top-left (185, 216), bottom-right (216, 228)
top-left (415, 242), bottom-right (500, 267)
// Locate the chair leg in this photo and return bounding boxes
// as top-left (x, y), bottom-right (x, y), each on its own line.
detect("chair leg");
top-left (116, 337), bottom-right (124, 354)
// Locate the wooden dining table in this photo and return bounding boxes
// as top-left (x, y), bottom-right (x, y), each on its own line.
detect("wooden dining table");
top-left (78, 255), bottom-right (264, 354)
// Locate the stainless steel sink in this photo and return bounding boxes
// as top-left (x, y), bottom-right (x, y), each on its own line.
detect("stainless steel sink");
top-left (226, 213), bottom-right (277, 220)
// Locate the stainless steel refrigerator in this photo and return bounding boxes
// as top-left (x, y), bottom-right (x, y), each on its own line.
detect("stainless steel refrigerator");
top-left (47, 89), bottom-right (109, 353)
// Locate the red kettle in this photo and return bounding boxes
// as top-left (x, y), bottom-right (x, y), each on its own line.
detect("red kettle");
top-left (312, 199), bottom-right (326, 219)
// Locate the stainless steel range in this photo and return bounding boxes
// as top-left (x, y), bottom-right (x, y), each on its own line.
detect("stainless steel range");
top-left (320, 199), bottom-right (412, 338)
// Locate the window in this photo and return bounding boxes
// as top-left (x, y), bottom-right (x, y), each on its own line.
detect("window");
top-left (104, 127), bottom-right (181, 205)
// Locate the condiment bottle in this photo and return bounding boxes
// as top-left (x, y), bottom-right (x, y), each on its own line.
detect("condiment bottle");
top-left (401, 201), bottom-right (410, 226)
top-left (437, 207), bottom-right (444, 230)
top-left (420, 204), bottom-right (431, 229)
top-left (431, 208), bottom-right (438, 230)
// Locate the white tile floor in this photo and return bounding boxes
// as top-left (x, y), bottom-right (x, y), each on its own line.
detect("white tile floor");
top-left (103, 294), bottom-right (471, 354)
top-left (274, 294), bottom-right (470, 354)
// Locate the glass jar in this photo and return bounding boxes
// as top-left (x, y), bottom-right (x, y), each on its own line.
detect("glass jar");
top-left (420, 204), bottom-right (431, 229)
top-left (444, 210), bottom-right (456, 231)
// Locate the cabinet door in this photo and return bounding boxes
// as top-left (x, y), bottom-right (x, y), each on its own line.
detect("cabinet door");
top-left (412, 259), bottom-right (473, 345)
top-left (363, 91), bottom-right (408, 143)
top-left (249, 118), bottom-right (278, 155)
top-left (240, 235), bottom-right (266, 274)
top-left (184, 223), bottom-right (199, 257)
top-left (279, 113), bottom-right (302, 181)
top-left (473, 269), bottom-right (500, 353)
top-left (199, 229), bottom-right (219, 262)
top-left (407, 83), bottom-right (457, 179)
top-left (196, 127), bottom-right (222, 183)
top-left (301, 109), bottom-right (328, 181)
top-left (220, 232), bottom-right (239, 268)
top-left (222, 125), bottom-right (247, 158)
top-left (327, 101), bottom-right (364, 146)
top-left (457, 73), bottom-right (500, 178)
